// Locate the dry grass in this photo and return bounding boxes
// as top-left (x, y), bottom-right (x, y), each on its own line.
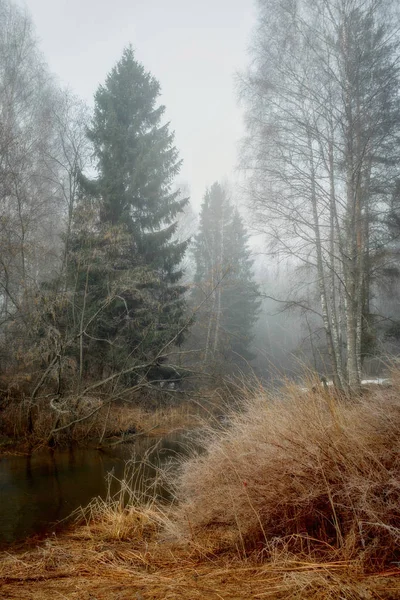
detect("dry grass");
top-left (0, 396), bottom-right (204, 451)
top-left (170, 377), bottom-right (400, 570)
top-left (1, 513), bottom-right (399, 599)
top-left (72, 401), bottom-right (203, 442)
top-left (71, 451), bottom-right (172, 542)
top-left (1, 375), bottom-right (400, 598)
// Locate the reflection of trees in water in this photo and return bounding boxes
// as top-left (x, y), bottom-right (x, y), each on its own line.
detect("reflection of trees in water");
top-left (25, 454), bottom-right (33, 484)
top-left (50, 452), bottom-right (63, 521)
top-left (24, 452), bottom-right (64, 530)
top-left (0, 432), bottom-right (195, 544)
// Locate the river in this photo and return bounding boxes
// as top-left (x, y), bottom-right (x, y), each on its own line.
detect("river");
top-left (0, 432), bottom-right (192, 545)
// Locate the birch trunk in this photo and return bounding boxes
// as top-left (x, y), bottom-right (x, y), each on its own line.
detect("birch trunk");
top-left (344, 172), bottom-right (361, 391)
top-left (355, 156), bottom-right (372, 375)
top-left (308, 132), bottom-right (341, 388)
top-left (342, 17), bottom-right (361, 392)
top-left (328, 138), bottom-right (346, 388)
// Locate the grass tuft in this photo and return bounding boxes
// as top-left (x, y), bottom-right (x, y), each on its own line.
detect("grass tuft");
top-left (170, 377), bottom-right (400, 569)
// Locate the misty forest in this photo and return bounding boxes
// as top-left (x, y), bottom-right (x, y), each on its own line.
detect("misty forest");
top-left (2, 0), bottom-right (400, 442)
top-left (1, 0), bottom-right (400, 598)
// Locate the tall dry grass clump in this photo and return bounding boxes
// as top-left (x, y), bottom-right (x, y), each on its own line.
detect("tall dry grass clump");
top-left (171, 380), bottom-right (400, 568)
top-left (72, 455), bottom-right (169, 542)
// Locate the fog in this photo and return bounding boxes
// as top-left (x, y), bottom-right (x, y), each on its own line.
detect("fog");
top-left (20, 0), bottom-right (255, 210)
top-left (0, 0), bottom-right (398, 398)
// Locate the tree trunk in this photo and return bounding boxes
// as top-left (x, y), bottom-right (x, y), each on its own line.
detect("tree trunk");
top-left (308, 131), bottom-right (342, 389)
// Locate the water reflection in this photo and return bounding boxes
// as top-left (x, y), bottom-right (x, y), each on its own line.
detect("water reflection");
top-left (0, 433), bottom-right (191, 545)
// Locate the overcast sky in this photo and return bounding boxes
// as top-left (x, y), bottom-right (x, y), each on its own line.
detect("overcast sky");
top-left (21, 0), bottom-right (256, 209)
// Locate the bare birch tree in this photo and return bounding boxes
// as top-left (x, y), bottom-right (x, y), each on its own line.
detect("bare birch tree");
top-left (0, 1), bottom-right (64, 357)
top-left (242, 0), bottom-right (400, 390)
top-left (43, 90), bottom-right (92, 289)
top-left (0, 2), bottom-right (91, 380)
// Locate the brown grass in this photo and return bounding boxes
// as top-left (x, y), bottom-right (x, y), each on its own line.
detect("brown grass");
top-left (1, 375), bottom-right (399, 598)
top-left (0, 395), bottom-right (205, 451)
top-left (170, 377), bottom-right (400, 570)
top-left (0, 507), bottom-right (399, 599)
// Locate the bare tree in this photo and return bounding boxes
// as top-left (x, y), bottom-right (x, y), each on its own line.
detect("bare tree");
top-left (242, 0), bottom-right (400, 390)
top-left (0, 1), bottom-right (67, 373)
top-left (43, 89), bottom-right (92, 288)
top-left (0, 3), bottom-right (93, 386)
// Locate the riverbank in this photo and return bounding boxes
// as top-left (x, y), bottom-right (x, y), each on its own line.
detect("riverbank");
top-left (1, 506), bottom-right (398, 599)
top-left (1, 378), bottom-right (399, 598)
top-left (0, 397), bottom-right (213, 456)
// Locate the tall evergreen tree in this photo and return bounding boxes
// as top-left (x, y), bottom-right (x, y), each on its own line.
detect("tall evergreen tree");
top-left (223, 208), bottom-right (261, 360)
top-left (69, 47), bottom-right (189, 380)
top-left (192, 183), bottom-right (260, 368)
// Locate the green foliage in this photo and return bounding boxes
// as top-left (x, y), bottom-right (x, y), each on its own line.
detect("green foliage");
top-left (65, 47), bottom-right (189, 381)
top-left (222, 209), bottom-right (262, 360)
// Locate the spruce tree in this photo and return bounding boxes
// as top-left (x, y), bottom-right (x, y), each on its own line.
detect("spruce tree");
top-left (70, 47), bottom-right (189, 380)
top-left (192, 183), bottom-right (260, 368)
top-left (222, 208), bottom-right (261, 361)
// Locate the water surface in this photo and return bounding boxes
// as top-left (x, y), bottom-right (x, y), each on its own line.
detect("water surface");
top-left (0, 433), bottom-right (190, 545)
